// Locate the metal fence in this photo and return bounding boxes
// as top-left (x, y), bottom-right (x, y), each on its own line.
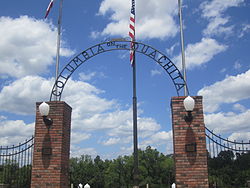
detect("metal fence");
top-left (205, 127), bottom-right (250, 158)
top-left (0, 136), bottom-right (34, 188)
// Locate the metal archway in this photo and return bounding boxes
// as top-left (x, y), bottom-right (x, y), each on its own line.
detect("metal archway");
top-left (50, 40), bottom-right (188, 101)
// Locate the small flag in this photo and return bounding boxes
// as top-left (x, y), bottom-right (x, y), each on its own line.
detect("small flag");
top-left (45, 0), bottom-right (54, 19)
top-left (129, 0), bottom-right (135, 65)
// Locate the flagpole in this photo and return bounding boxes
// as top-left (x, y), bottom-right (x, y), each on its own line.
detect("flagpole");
top-left (178, 0), bottom-right (188, 96)
top-left (132, 48), bottom-right (139, 188)
top-left (55, 0), bottom-right (63, 101)
top-left (129, 0), bottom-right (139, 186)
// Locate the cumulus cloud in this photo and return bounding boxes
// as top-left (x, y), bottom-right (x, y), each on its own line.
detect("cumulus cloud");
top-left (200, 0), bottom-right (244, 37)
top-left (102, 137), bottom-right (121, 146)
top-left (199, 69), bottom-right (250, 140)
top-left (200, 0), bottom-right (244, 18)
top-left (233, 103), bottom-right (247, 113)
top-left (70, 145), bottom-right (97, 158)
top-left (203, 17), bottom-right (234, 37)
top-left (0, 16), bottom-right (74, 78)
top-left (228, 132), bottom-right (250, 143)
top-left (141, 131), bottom-right (172, 145)
top-left (205, 110), bottom-right (250, 135)
top-left (0, 76), bottom-right (53, 115)
top-left (150, 69), bottom-right (162, 77)
top-left (198, 69), bottom-right (250, 113)
top-left (173, 38), bottom-right (227, 70)
top-left (93, 0), bottom-right (179, 39)
top-left (0, 75), bottom-right (165, 156)
top-left (0, 118), bottom-right (34, 146)
top-left (239, 23), bottom-right (250, 38)
top-left (140, 131), bottom-right (173, 153)
top-left (71, 132), bottom-right (91, 144)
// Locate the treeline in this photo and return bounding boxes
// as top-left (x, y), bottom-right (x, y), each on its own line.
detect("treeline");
top-left (69, 146), bottom-right (175, 188)
top-left (0, 162), bottom-right (31, 187)
top-left (1, 147), bottom-right (250, 188)
top-left (208, 151), bottom-right (250, 188)
top-left (70, 148), bottom-right (250, 188)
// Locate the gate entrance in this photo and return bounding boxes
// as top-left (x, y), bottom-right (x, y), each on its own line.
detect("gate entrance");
top-left (30, 40), bottom-right (211, 188)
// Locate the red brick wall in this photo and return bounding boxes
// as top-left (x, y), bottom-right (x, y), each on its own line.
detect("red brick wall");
top-left (31, 101), bottom-right (72, 188)
top-left (171, 96), bottom-right (209, 188)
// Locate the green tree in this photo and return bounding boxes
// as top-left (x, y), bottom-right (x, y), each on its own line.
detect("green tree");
top-left (91, 155), bottom-right (105, 188)
top-left (70, 155), bottom-right (95, 186)
top-left (138, 146), bottom-right (174, 187)
top-left (208, 151), bottom-right (250, 188)
top-left (0, 160), bottom-right (31, 188)
top-left (69, 146), bottom-right (175, 188)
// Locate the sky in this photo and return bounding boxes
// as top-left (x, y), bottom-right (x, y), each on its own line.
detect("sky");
top-left (0, 0), bottom-right (250, 159)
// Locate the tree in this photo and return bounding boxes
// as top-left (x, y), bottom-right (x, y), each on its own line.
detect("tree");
top-left (208, 151), bottom-right (250, 187)
top-left (69, 146), bottom-right (175, 187)
top-left (70, 155), bottom-right (95, 186)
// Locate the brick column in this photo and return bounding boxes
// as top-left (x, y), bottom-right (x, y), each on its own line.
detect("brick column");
top-left (31, 101), bottom-right (72, 188)
top-left (171, 96), bottom-right (209, 188)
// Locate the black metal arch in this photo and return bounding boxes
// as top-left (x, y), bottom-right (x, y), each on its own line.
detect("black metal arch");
top-left (50, 40), bottom-right (188, 101)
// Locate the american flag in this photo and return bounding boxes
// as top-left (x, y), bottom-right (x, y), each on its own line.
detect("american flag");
top-left (45, 0), bottom-right (54, 19)
top-left (129, 0), bottom-right (135, 65)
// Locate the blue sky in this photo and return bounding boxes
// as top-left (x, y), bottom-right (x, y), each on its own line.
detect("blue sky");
top-left (0, 0), bottom-right (249, 159)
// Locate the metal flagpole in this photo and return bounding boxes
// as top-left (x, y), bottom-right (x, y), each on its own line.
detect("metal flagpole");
top-left (178, 0), bottom-right (188, 96)
top-left (129, 0), bottom-right (139, 186)
top-left (55, 0), bottom-right (63, 101)
top-left (132, 48), bottom-right (139, 188)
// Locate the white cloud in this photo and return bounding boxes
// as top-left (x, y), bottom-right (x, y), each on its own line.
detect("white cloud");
top-left (0, 76), bottom-right (53, 115)
top-left (220, 68), bottom-right (227, 73)
top-left (102, 137), bottom-right (121, 146)
top-left (138, 117), bottom-right (161, 138)
top-left (93, 0), bottom-right (178, 40)
top-left (228, 132), bottom-right (250, 143)
top-left (119, 145), bottom-right (133, 156)
top-left (166, 43), bottom-right (179, 56)
top-left (239, 23), bottom-right (250, 38)
top-left (142, 131), bottom-right (172, 145)
top-left (199, 69), bottom-right (250, 139)
top-left (0, 75), bottom-right (165, 158)
top-left (200, 0), bottom-right (244, 37)
top-left (234, 61), bottom-right (242, 70)
top-left (200, 0), bottom-right (244, 18)
top-left (198, 69), bottom-right (250, 113)
top-left (140, 131), bottom-right (173, 153)
top-left (70, 145), bottom-right (97, 158)
top-left (173, 38), bottom-right (227, 70)
top-left (233, 103), bottom-right (246, 113)
top-left (71, 132), bottom-right (91, 144)
top-left (78, 71), bottom-right (106, 81)
top-left (0, 118), bottom-right (34, 146)
top-left (79, 72), bottom-right (97, 81)
top-left (0, 16), bottom-right (74, 78)
top-left (205, 110), bottom-right (250, 134)
top-left (203, 16), bottom-right (234, 37)
top-left (151, 69), bottom-right (162, 77)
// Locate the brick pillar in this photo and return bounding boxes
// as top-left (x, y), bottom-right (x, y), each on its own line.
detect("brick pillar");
top-left (171, 96), bottom-right (209, 188)
top-left (31, 101), bottom-right (72, 188)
